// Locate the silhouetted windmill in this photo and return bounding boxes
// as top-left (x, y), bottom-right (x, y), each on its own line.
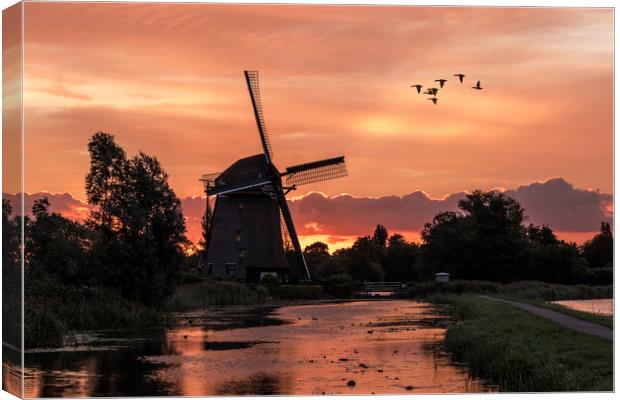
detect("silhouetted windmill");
top-left (200, 71), bottom-right (347, 282)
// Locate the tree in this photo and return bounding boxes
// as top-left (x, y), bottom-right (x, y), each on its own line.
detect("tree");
top-left (582, 222), bottom-right (613, 269)
top-left (372, 224), bottom-right (389, 248)
top-left (418, 191), bottom-right (528, 282)
top-left (86, 133), bottom-right (188, 305)
top-left (418, 211), bottom-right (475, 280)
top-left (384, 234), bottom-right (418, 281)
top-left (2, 200), bottom-right (22, 346)
top-left (2, 199), bottom-right (20, 272)
top-left (343, 236), bottom-right (385, 281)
top-left (24, 197), bottom-right (92, 285)
top-left (526, 224), bottom-right (558, 246)
top-left (85, 132), bottom-right (127, 233)
top-left (521, 239), bottom-right (589, 284)
top-left (304, 241), bottom-right (331, 278)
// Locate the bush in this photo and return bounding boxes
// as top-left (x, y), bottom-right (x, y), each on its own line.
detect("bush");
top-left (404, 280), bottom-right (500, 298)
top-left (25, 280), bottom-right (162, 348)
top-left (325, 273), bottom-right (354, 298)
top-left (502, 281), bottom-right (613, 301)
top-left (260, 274), bottom-right (281, 294)
top-left (404, 279), bottom-right (612, 302)
top-left (166, 281), bottom-right (269, 311)
top-left (586, 267), bottom-right (613, 286)
top-left (274, 285), bottom-right (324, 300)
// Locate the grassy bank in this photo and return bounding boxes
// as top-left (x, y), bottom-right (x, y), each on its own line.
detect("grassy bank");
top-left (430, 295), bottom-right (613, 392)
top-left (26, 283), bottom-right (162, 348)
top-left (166, 281), bottom-right (325, 312)
top-left (166, 281), bottom-right (270, 311)
top-left (404, 280), bottom-right (612, 301)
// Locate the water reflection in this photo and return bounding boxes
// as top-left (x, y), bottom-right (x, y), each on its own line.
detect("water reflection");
top-left (552, 298), bottom-right (613, 316)
top-left (216, 373), bottom-right (286, 395)
top-left (19, 300), bottom-right (495, 396)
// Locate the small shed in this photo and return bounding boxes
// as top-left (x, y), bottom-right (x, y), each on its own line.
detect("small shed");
top-left (435, 272), bottom-right (450, 283)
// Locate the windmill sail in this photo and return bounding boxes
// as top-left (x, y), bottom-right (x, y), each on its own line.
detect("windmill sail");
top-left (244, 70), bottom-right (274, 163)
top-left (206, 178), bottom-right (271, 196)
top-left (274, 187), bottom-right (311, 281)
top-left (284, 156), bottom-right (347, 187)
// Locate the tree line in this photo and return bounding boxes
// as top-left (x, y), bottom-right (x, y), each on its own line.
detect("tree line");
top-left (3, 132), bottom-right (613, 320)
top-left (303, 191), bottom-right (613, 287)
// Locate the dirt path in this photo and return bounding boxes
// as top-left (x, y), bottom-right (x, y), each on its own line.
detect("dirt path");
top-left (478, 295), bottom-right (613, 341)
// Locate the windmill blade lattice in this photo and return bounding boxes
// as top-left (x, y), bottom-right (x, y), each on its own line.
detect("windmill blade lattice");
top-left (200, 172), bottom-right (221, 186)
top-left (244, 70), bottom-right (274, 162)
top-left (284, 156), bottom-right (347, 187)
top-left (279, 210), bottom-right (306, 281)
top-left (275, 188), bottom-right (311, 280)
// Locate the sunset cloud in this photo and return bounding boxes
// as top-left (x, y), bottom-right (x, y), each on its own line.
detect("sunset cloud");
top-left (5, 177), bottom-right (611, 249)
top-left (19, 3), bottom-right (612, 205)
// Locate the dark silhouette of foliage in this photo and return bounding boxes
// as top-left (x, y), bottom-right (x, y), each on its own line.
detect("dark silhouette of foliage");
top-left (384, 234), bottom-right (419, 281)
top-left (324, 273), bottom-right (354, 297)
top-left (522, 240), bottom-right (589, 284)
top-left (526, 224), bottom-right (558, 246)
top-left (304, 241), bottom-right (331, 278)
top-left (25, 197), bottom-right (93, 285)
top-left (2, 199), bottom-right (22, 346)
top-left (417, 191), bottom-right (598, 285)
top-left (582, 222), bottom-right (613, 269)
top-left (345, 236), bottom-right (385, 281)
top-left (85, 132), bottom-right (127, 233)
top-left (86, 132), bottom-right (188, 306)
top-left (372, 224), bottom-right (389, 248)
top-left (2, 199), bottom-right (20, 270)
top-left (419, 191), bottom-right (528, 282)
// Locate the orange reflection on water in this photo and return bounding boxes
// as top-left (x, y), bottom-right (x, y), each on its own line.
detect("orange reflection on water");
top-left (146, 301), bottom-right (494, 395)
top-left (22, 300), bottom-right (496, 396)
top-left (552, 299), bottom-right (613, 316)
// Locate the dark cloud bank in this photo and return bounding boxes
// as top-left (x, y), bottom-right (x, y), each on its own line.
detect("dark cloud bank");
top-left (288, 178), bottom-right (612, 236)
top-left (4, 178), bottom-right (612, 242)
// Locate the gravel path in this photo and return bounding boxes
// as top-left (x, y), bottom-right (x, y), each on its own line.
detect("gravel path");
top-left (478, 295), bottom-right (613, 341)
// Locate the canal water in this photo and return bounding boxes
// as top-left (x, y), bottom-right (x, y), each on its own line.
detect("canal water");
top-left (9, 300), bottom-right (496, 396)
top-left (551, 298), bottom-right (613, 316)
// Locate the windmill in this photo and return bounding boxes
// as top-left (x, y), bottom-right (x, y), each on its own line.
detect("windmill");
top-left (200, 71), bottom-right (347, 282)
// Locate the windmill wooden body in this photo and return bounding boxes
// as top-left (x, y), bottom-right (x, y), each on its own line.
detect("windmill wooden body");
top-left (201, 71), bottom-right (347, 281)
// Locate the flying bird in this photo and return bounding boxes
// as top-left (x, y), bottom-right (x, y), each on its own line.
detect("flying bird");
top-left (434, 79), bottom-right (447, 88)
top-left (429, 87), bottom-right (439, 96)
top-left (454, 74), bottom-right (465, 83)
top-left (410, 84), bottom-right (423, 93)
top-left (471, 80), bottom-right (483, 90)
top-left (428, 98), bottom-right (438, 105)
top-left (423, 89), bottom-right (434, 96)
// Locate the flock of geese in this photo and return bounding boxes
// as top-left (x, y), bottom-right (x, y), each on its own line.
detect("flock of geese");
top-left (411, 74), bottom-right (483, 105)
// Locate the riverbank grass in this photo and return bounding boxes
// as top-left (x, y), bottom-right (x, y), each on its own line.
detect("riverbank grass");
top-left (26, 284), bottom-right (162, 348)
top-left (404, 280), bottom-right (612, 301)
top-left (431, 295), bottom-right (612, 392)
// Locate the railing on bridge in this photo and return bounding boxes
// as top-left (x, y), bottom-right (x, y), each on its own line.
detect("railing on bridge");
top-left (359, 282), bottom-right (407, 297)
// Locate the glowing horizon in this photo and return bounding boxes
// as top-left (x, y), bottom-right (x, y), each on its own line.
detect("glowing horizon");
top-left (11, 3), bottom-right (612, 248)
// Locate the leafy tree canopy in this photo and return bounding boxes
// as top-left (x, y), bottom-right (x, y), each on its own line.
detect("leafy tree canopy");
top-left (582, 222), bottom-right (613, 269)
top-left (86, 132), bottom-right (188, 305)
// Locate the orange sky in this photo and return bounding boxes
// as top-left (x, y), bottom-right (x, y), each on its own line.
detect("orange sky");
top-left (12, 3), bottom-right (614, 247)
